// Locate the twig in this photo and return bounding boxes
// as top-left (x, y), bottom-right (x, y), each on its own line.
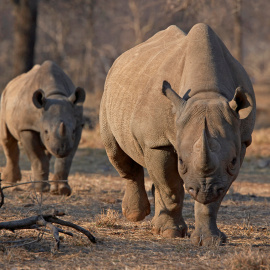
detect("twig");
top-left (0, 232), bottom-right (44, 249)
top-left (36, 226), bottom-right (73, 237)
top-left (1, 180), bottom-right (68, 190)
top-left (37, 216), bottom-right (61, 251)
top-left (47, 216), bottom-right (96, 243)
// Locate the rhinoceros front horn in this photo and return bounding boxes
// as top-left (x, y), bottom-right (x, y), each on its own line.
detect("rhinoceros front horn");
top-left (59, 122), bottom-right (66, 137)
top-left (193, 120), bottom-right (218, 175)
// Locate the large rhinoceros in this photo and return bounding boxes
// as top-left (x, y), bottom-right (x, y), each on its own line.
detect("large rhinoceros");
top-left (100, 24), bottom-right (256, 245)
top-left (0, 60), bottom-right (85, 195)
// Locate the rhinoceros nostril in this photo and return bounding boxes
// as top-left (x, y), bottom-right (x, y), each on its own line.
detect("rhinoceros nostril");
top-left (188, 188), bottom-right (197, 199)
top-left (217, 187), bottom-right (225, 195)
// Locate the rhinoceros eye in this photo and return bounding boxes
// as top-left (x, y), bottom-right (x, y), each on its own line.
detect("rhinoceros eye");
top-left (227, 157), bottom-right (237, 176)
top-left (179, 158), bottom-right (187, 174)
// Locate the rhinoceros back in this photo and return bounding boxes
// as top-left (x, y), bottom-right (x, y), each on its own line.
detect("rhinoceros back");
top-left (101, 23), bottom-right (255, 164)
top-left (102, 26), bottom-right (187, 160)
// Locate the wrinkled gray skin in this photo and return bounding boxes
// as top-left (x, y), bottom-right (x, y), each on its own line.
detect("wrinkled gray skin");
top-left (0, 61), bottom-right (85, 195)
top-left (100, 24), bottom-right (256, 246)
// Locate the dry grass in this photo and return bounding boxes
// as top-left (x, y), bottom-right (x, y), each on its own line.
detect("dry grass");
top-left (225, 250), bottom-right (270, 270)
top-left (95, 208), bottom-right (120, 228)
top-left (79, 125), bottom-right (104, 149)
top-left (246, 128), bottom-right (270, 158)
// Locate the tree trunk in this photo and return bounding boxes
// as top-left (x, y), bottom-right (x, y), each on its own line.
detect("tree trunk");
top-left (234, 0), bottom-right (243, 64)
top-left (80, 0), bottom-right (96, 91)
top-left (12, 0), bottom-right (38, 77)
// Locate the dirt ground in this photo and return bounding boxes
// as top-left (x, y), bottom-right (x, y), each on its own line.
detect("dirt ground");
top-left (0, 85), bottom-right (270, 270)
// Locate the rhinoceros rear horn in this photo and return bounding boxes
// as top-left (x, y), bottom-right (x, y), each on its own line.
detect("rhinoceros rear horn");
top-left (33, 89), bottom-right (46, 109)
top-left (229, 86), bottom-right (253, 119)
top-left (69, 87), bottom-right (86, 105)
top-left (162, 81), bottom-right (186, 113)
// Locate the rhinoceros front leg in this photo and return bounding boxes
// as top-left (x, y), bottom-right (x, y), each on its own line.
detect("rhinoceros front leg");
top-left (20, 131), bottom-right (50, 192)
top-left (1, 125), bottom-right (21, 184)
top-left (191, 197), bottom-right (226, 246)
top-left (145, 147), bottom-right (187, 238)
top-left (51, 156), bottom-right (73, 196)
top-left (50, 126), bottom-right (83, 196)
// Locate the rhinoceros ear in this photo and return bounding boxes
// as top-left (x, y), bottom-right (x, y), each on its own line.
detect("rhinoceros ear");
top-left (33, 89), bottom-right (46, 109)
top-left (69, 87), bottom-right (85, 104)
top-left (162, 81), bottom-right (186, 113)
top-left (229, 86), bottom-right (253, 119)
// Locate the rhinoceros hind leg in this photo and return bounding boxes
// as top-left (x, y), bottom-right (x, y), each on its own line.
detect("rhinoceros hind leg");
top-left (145, 147), bottom-right (187, 238)
top-left (101, 131), bottom-right (150, 221)
top-left (122, 164), bottom-right (150, 222)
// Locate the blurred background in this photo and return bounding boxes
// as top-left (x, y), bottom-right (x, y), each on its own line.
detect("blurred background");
top-left (0, 0), bottom-right (269, 132)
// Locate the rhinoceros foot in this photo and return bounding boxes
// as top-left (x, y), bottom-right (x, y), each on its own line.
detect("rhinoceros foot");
top-left (152, 224), bottom-right (187, 238)
top-left (191, 228), bottom-right (226, 246)
top-left (2, 167), bottom-right (22, 183)
top-left (124, 210), bottom-right (150, 222)
top-left (122, 181), bottom-right (150, 222)
top-left (50, 182), bottom-right (71, 196)
top-left (152, 213), bottom-right (187, 238)
top-left (34, 182), bottom-right (50, 193)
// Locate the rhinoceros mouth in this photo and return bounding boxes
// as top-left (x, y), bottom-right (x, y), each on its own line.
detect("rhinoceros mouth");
top-left (193, 194), bottom-right (220, 205)
top-left (187, 186), bottom-right (226, 205)
top-left (47, 145), bottom-right (73, 158)
top-left (54, 152), bottom-right (70, 158)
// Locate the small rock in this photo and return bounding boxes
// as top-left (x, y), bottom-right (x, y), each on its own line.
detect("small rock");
top-left (257, 159), bottom-right (270, 168)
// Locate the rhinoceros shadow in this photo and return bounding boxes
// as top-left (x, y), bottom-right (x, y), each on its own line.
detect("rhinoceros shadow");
top-left (224, 192), bottom-right (270, 202)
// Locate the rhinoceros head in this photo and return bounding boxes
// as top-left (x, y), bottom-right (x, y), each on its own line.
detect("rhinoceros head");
top-left (32, 87), bottom-right (85, 158)
top-left (162, 81), bottom-right (253, 204)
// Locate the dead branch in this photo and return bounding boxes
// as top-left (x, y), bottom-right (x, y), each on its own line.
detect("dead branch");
top-left (0, 177), bottom-right (96, 250)
top-left (46, 216), bottom-right (96, 243)
top-left (0, 211), bottom-right (96, 250)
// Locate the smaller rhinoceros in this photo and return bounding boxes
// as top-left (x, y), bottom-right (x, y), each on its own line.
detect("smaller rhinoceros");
top-left (0, 60), bottom-right (85, 195)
